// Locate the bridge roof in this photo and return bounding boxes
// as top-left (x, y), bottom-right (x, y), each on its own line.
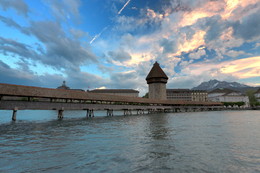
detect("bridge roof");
top-left (89, 89), bottom-right (139, 93)
top-left (0, 83), bottom-right (222, 106)
top-left (146, 62), bottom-right (168, 80)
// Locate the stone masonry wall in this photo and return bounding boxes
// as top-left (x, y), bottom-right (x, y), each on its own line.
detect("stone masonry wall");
top-left (149, 83), bottom-right (166, 100)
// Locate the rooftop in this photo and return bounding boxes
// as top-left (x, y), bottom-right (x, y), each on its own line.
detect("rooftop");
top-left (167, 89), bottom-right (207, 93)
top-left (57, 81), bottom-right (70, 90)
top-left (0, 83), bottom-right (222, 106)
top-left (89, 89), bottom-right (139, 93)
top-left (209, 88), bottom-right (239, 94)
top-left (146, 62), bottom-right (168, 84)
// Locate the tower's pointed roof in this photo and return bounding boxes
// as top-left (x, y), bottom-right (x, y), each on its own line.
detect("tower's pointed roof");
top-left (146, 62), bottom-right (168, 80)
top-left (146, 62), bottom-right (168, 84)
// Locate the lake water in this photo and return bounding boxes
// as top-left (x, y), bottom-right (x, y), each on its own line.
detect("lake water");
top-left (0, 110), bottom-right (259, 173)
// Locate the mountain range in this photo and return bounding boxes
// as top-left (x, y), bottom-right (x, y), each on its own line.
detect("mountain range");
top-left (192, 79), bottom-right (258, 93)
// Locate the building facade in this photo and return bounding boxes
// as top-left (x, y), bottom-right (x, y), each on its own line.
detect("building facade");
top-left (146, 62), bottom-right (168, 100)
top-left (88, 89), bottom-right (139, 97)
top-left (166, 89), bottom-right (208, 101)
top-left (192, 90), bottom-right (208, 102)
top-left (254, 88), bottom-right (260, 102)
top-left (166, 89), bottom-right (191, 101)
top-left (208, 88), bottom-right (250, 107)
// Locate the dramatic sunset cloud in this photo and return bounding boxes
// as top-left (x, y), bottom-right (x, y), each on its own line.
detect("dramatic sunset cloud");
top-left (184, 57), bottom-right (260, 79)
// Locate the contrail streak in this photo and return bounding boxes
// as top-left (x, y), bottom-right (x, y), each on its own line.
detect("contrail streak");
top-left (118, 0), bottom-right (131, 15)
top-left (90, 0), bottom-right (132, 44)
top-left (90, 26), bottom-right (108, 44)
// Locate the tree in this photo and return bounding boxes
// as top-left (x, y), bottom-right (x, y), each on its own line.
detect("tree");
top-left (222, 102), bottom-right (245, 107)
top-left (142, 92), bottom-right (149, 98)
top-left (246, 90), bottom-right (258, 106)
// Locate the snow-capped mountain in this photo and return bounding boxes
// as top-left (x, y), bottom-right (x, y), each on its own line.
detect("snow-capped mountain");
top-left (192, 79), bottom-right (252, 91)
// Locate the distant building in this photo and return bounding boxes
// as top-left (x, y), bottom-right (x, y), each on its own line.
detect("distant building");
top-left (57, 81), bottom-right (70, 90)
top-left (254, 88), bottom-right (260, 102)
top-left (146, 62), bottom-right (168, 100)
top-left (166, 89), bottom-right (208, 101)
top-left (208, 88), bottom-right (250, 107)
top-left (166, 89), bottom-right (191, 101)
top-left (88, 89), bottom-right (139, 97)
top-left (56, 81), bottom-right (84, 92)
top-left (192, 90), bottom-right (208, 102)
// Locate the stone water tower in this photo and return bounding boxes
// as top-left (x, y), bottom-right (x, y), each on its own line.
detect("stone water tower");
top-left (146, 61), bottom-right (168, 100)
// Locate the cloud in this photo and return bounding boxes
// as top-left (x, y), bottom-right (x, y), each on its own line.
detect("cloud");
top-left (232, 10), bottom-right (260, 41)
top-left (184, 56), bottom-right (260, 79)
top-left (0, 18), bottom-right (98, 70)
top-left (108, 70), bottom-right (148, 95)
top-left (0, 59), bottom-right (62, 87)
top-left (0, 36), bottom-right (39, 62)
top-left (147, 9), bottom-right (164, 21)
top-left (0, 15), bottom-right (28, 34)
top-left (0, 0), bottom-right (28, 16)
top-left (107, 49), bottom-right (132, 62)
top-left (160, 38), bottom-right (177, 54)
top-left (30, 21), bottom-right (97, 65)
top-left (70, 28), bottom-right (88, 39)
top-left (225, 50), bottom-right (250, 58)
top-left (219, 56), bottom-right (260, 78)
top-left (189, 48), bottom-right (206, 59)
top-left (46, 0), bottom-right (81, 22)
top-left (0, 59), bottom-right (110, 90)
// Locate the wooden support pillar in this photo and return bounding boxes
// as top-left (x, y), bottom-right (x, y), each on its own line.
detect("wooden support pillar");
top-left (106, 109), bottom-right (113, 116)
top-left (123, 110), bottom-right (127, 115)
top-left (148, 109), bottom-right (155, 114)
top-left (58, 107), bottom-right (64, 119)
top-left (123, 109), bottom-right (132, 116)
top-left (86, 109), bottom-right (94, 117)
top-left (12, 107), bottom-right (18, 121)
top-left (137, 109), bottom-right (144, 115)
top-left (86, 109), bottom-right (89, 117)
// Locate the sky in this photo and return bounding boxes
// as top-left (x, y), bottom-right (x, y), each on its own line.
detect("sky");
top-left (0, 0), bottom-right (259, 96)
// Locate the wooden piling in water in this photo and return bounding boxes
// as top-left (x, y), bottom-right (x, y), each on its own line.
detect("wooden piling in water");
top-left (12, 107), bottom-right (18, 121)
top-left (58, 107), bottom-right (64, 119)
top-left (106, 109), bottom-right (113, 116)
top-left (86, 109), bottom-right (94, 117)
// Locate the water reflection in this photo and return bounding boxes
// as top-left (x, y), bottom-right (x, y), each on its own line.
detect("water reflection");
top-left (137, 113), bottom-right (176, 171)
top-left (147, 113), bottom-right (171, 140)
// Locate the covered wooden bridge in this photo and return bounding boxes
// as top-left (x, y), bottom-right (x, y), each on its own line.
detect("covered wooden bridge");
top-left (0, 83), bottom-right (223, 120)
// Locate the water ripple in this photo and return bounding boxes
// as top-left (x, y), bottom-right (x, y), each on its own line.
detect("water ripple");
top-left (0, 110), bottom-right (259, 172)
